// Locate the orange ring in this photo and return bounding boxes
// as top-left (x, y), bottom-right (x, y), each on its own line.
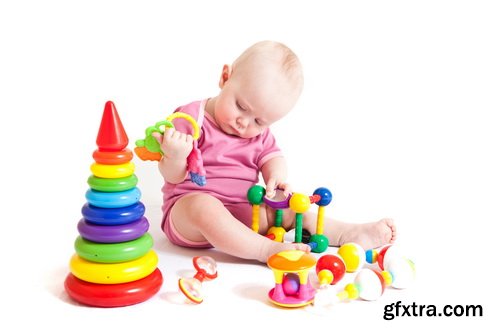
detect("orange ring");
top-left (92, 149), bottom-right (134, 165)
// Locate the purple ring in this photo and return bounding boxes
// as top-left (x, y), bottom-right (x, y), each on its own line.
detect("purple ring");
top-left (77, 217), bottom-right (149, 243)
top-left (263, 190), bottom-right (292, 209)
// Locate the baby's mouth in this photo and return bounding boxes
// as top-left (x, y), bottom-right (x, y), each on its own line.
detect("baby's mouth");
top-left (229, 125), bottom-right (242, 137)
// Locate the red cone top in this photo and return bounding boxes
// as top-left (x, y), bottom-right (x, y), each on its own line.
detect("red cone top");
top-left (96, 101), bottom-right (129, 151)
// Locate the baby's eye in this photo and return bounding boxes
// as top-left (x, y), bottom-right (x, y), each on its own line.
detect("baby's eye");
top-left (236, 101), bottom-right (246, 111)
top-left (255, 119), bottom-right (263, 126)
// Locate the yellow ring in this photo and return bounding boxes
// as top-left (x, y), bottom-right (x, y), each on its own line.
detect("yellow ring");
top-left (166, 112), bottom-right (200, 140)
top-left (90, 162), bottom-right (135, 179)
top-left (69, 250), bottom-right (158, 284)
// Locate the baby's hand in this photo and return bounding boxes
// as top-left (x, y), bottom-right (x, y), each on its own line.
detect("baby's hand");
top-left (265, 179), bottom-right (292, 199)
top-left (152, 128), bottom-right (194, 161)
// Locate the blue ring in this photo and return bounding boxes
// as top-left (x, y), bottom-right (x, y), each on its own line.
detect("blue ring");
top-left (81, 202), bottom-right (145, 225)
top-left (85, 188), bottom-right (141, 208)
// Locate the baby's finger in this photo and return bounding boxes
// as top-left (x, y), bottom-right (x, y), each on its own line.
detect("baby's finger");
top-left (185, 134), bottom-right (194, 144)
top-left (280, 183), bottom-right (293, 197)
top-left (151, 132), bottom-right (163, 144)
top-left (163, 127), bottom-right (176, 139)
top-left (266, 180), bottom-right (277, 198)
top-left (178, 132), bottom-right (192, 143)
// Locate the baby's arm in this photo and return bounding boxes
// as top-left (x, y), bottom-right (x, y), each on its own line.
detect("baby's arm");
top-left (260, 156), bottom-right (292, 198)
top-left (153, 128), bottom-right (193, 184)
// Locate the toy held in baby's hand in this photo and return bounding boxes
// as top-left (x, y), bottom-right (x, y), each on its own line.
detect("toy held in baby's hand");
top-left (134, 119), bottom-right (173, 161)
top-left (134, 112), bottom-right (206, 186)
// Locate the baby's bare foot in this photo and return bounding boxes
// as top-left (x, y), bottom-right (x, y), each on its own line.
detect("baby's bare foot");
top-left (338, 218), bottom-right (396, 250)
top-left (259, 240), bottom-right (311, 263)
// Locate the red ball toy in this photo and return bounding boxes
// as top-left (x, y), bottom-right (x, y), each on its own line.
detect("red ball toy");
top-left (316, 254), bottom-right (346, 285)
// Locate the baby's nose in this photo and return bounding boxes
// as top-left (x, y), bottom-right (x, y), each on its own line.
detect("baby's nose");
top-left (237, 117), bottom-right (249, 129)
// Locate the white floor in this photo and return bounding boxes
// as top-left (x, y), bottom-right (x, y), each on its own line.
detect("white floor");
top-left (3, 201), bottom-right (494, 332)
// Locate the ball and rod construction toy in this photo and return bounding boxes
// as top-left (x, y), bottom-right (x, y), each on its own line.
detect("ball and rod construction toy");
top-left (247, 185), bottom-right (332, 252)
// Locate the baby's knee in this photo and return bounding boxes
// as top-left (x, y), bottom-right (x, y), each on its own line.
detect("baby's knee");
top-left (176, 193), bottom-right (224, 219)
top-left (186, 192), bottom-right (221, 205)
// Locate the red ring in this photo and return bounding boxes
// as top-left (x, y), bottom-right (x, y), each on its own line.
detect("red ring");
top-left (64, 268), bottom-right (163, 307)
top-left (92, 149), bottom-right (134, 165)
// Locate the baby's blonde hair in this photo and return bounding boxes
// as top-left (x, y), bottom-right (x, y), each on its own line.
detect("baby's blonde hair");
top-left (232, 41), bottom-right (304, 95)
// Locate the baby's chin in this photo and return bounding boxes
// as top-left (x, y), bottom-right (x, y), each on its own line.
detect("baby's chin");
top-left (222, 126), bottom-right (241, 137)
top-left (224, 126), bottom-right (256, 139)
top-left (232, 131), bottom-right (260, 139)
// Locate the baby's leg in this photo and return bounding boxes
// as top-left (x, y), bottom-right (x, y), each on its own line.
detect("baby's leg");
top-left (302, 212), bottom-right (397, 250)
top-left (170, 193), bottom-right (310, 263)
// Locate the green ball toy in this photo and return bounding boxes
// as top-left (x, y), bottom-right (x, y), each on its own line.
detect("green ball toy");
top-left (247, 185), bottom-right (265, 205)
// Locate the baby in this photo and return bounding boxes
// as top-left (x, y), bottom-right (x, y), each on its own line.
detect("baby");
top-left (154, 41), bottom-right (396, 263)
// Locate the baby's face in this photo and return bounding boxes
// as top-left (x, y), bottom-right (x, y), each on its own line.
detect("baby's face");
top-left (213, 64), bottom-right (299, 139)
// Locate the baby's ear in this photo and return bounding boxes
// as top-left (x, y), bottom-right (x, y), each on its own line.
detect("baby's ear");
top-left (218, 64), bottom-right (232, 88)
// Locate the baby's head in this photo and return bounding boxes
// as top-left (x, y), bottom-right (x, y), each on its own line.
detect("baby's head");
top-left (211, 41), bottom-right (303, 138)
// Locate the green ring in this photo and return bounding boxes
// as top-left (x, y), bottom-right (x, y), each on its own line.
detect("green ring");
top-left (87, 174), bottom-right (138, 192)
top-left (74, 233), bottom-right (153, 263)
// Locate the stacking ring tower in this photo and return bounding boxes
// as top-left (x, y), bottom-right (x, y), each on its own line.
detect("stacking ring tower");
top-left (64, 101), bottom-right (163, 307)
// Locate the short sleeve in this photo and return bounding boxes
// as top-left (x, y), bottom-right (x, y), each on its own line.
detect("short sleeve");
top-left (257, 129), bottom-right (283, 169)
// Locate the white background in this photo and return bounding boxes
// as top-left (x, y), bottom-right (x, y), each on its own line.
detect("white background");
top-left (1, 0), bottom-right (498, 331)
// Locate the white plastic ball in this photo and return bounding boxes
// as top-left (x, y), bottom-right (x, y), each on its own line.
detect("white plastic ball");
top-left (385, 257), bottom-right (416, 289)
top-left (354, 268), bottom-right (385, 301)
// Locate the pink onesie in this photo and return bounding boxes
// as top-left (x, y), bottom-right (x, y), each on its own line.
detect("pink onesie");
top-left (161, 99), bottom-right (282, 248)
